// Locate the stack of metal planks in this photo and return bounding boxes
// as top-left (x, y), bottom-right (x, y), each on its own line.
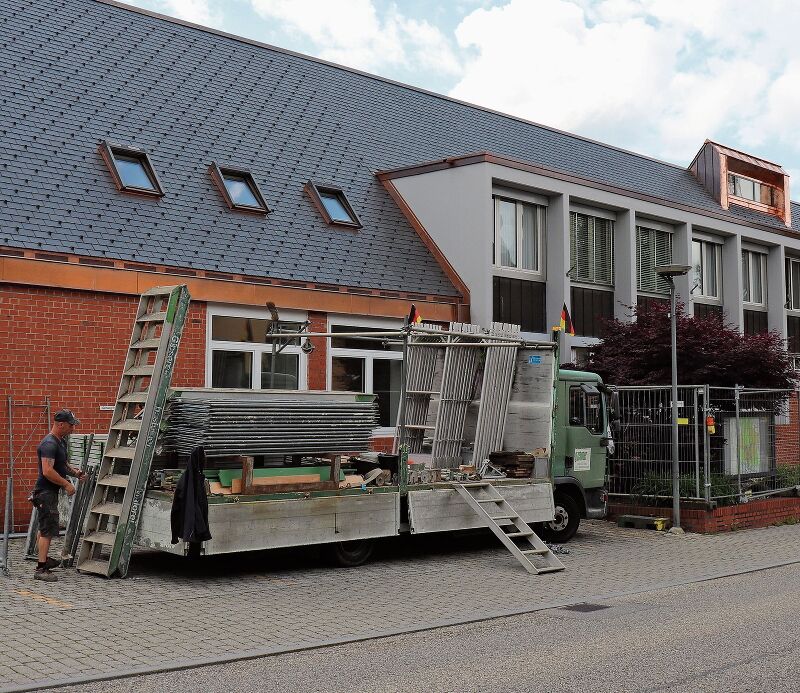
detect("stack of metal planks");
top-left (162, 389), bottom-right (379, 457)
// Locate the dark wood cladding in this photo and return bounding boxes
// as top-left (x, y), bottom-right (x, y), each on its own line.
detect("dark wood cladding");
top-left (788, 316), bottom-right (800, 353)
top-left (492, 276), bottom-right (545, 332)
top-left (637, 295), bottom-right (669, 315)
top-left (693, 302), bottom-right (723, 321)
top-left (571, 286), bottom-right (613, 337)
top-left (743, 309), bottom-right (768, 335)
top-left (689, 141), bottom-right (721, 204)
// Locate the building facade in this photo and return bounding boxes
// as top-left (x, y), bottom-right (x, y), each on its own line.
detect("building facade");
top-left (1, 0), bottom-right (798, 526)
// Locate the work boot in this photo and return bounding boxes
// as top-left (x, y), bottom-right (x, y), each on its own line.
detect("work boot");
top-left (34, 568), bottom-right (57, 582)
top-left (44, 557), bottom-right (61, 570)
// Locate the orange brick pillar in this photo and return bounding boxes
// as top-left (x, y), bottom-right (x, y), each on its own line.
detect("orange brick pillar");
top-left (307, 311), bottom-right (328, 390)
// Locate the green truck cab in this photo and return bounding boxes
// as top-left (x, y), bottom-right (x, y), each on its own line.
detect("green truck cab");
top-left (538, 369), bottom-right (616, 543)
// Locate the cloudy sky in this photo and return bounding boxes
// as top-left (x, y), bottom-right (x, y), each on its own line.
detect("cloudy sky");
top-left (128, 0), bottom-right (800, 188)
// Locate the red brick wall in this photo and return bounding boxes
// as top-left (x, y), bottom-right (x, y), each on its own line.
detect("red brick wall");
top-left (775, 391), bottom-right (800, 467)
top-left (609, 498), bottom-right (800, 533)
top-left (0, 285), bottom-right (205, 530)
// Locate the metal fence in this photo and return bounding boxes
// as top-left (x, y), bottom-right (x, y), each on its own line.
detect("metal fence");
top-left (609, 385), bottom-right (800, 504)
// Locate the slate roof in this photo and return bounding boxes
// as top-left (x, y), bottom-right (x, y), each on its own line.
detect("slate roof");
top-left (1, 1), bottom-right (798, 300)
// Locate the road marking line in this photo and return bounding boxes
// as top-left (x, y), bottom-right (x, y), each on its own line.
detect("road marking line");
top-left (14, 589), bottom-right (73, 609)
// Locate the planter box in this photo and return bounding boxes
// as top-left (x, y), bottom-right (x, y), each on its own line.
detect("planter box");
top-left (609, 496), bottom-right (800, 533)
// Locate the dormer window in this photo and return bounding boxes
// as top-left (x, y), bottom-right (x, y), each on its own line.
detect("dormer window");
top-left (99, 141), bottom-right (164, 196)
top-left (689, 140), bottom-right (791, 226)
top-left (209, 163), bottom-right (269, 214)
top-left (305, 181), bottom-right (362, 228)
top-left (728, 174), bottom-right (777, 206)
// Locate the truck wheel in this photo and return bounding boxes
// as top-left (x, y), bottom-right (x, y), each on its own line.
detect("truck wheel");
top-left (539, 493), bottom-right (580, 543)
top-left (326, 539), bottom-right (375, 567)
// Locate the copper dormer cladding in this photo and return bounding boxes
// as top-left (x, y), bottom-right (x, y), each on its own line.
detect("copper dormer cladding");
top-left (690, 140), bottom-right (792, 227)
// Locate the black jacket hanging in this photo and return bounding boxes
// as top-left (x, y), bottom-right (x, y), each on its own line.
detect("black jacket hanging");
top-left (170, 446), bottom-right (212, 544)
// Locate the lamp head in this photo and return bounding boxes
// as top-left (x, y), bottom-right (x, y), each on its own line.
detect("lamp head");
top-left (655, 264), bottom-right (691, 278)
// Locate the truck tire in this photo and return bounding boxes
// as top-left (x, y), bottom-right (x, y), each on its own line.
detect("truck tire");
top-left (325, 539), bottom-right (376, 567)
top-left (538, 492), bottom-right (580, 543)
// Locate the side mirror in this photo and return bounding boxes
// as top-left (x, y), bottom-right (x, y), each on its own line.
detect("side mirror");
top-left (599, 437), bottom-right (611, 448)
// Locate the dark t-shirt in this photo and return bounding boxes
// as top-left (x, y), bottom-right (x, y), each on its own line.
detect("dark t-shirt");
top-left (35, 433), bottom-right (69, 492)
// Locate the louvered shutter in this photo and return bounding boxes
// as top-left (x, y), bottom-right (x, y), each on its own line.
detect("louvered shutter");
top-left (593, 218), bottom-right (614, 285)
top-left (637, 226), bottom-right (672, 294)
top-left (571, 212), bottom-right (614, 285)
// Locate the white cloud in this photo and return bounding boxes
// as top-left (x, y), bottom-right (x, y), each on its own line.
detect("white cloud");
top-left (449, 0), bottom-right (800, 167)
top-left (157, 0), bottom-right (217, 25)
top-left (248, 0), bottom-right (461, 75)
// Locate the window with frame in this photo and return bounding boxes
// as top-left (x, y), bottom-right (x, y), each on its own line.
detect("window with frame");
top-left (636, 226), bottom-right (673, 294)
top-left (728, 173), bottom-right (777, 206)
top-left (99, 141), bottom-right (163, 196)
top-left (494, 197), bottom-right (545, 274)
top-left (786, 257), bottom-right (800, 311)
top-left (209, 163), bottom-right (269, 213)
top-left (569, 212), bottom-right (614, 286)
top-left (305, 181), bottom-right (362, 228)
top-left (568, 385), bottom-right (603, 434)
top-left (741, 249), bottom-right (767, 306)
top-left (691, 239), bottom-right (721, 300)
top-left (208, 311), bottom-right (306, 390)
top-left (329, 323), bottom-right (402, 428)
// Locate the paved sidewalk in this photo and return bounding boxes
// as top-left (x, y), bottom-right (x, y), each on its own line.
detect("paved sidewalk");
top-left (2, 520), bottom-right (800, 692)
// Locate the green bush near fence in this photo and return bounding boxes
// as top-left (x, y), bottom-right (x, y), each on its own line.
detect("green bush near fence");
top-left (775, 464), bottom-right (800, 489)
top-left (631, 470), bottom-right (739, 506)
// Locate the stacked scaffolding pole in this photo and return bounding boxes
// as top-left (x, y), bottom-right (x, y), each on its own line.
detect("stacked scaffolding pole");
top-left (430, 323), bottom-right (483, 469)
top-left (401, 324), bottom-right (441, 454)
top-left (471, 323), bottom-right (521, 465)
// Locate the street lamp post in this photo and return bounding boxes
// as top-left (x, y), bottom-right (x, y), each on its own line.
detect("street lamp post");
top-left (655, 264), bottom-right (691, 532)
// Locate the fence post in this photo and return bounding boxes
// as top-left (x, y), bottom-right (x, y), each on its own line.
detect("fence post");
top-left (735, 384), bottom-right (742, 500)
top-left (1, 396), bottom-right (13, 576)
top-left (704, 384), bottom-right (711, 502)
top-left (693, 387), bottom-right (701, 498)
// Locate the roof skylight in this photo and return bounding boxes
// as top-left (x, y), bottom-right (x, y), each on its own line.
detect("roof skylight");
top-left (210, 163), bottom-right (269, 213)
top-left (305, 181), bottom-right (361, 228)
top-left (99, 141), bottom-right (163, 196)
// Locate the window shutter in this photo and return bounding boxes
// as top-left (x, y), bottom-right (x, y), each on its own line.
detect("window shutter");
top-left (654, 229), bottom-right (672, 293)
top-left (572, 212), bottom-right (613, 285)
top-left (593, 217), bottom-right (614, 285)
top-left (637, 227), bottom-right (671, 294)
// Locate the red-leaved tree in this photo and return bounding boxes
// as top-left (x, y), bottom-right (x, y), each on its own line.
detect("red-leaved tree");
top-left (586, 302), bottom-right (796, 388)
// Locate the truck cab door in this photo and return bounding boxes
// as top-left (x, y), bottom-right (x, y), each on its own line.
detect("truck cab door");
top-left (564, 384), bottom-right (607, 490)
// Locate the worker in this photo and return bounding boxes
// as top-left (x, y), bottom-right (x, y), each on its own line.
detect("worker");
top-left (30, 409), bottom-right (84, 582)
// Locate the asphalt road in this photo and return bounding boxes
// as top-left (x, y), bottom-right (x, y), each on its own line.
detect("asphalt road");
top-left (53, 562), bottom-right (800, 693)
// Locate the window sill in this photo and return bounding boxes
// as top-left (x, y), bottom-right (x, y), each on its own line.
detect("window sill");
top-left (570, 281), bottom-right (614, 292)
top-left (492, 266), bottom-right (545, 281)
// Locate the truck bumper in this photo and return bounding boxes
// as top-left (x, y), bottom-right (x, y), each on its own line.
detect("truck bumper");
top-left (585, 487), bottom-right (608, 520)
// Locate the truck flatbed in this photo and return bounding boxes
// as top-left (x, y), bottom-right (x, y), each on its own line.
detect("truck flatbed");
top-left (135, 478), bottom-right (555, 556)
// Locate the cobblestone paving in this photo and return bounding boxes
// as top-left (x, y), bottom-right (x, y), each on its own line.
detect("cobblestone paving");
top-left (2, 521), bottom-right (800, 692)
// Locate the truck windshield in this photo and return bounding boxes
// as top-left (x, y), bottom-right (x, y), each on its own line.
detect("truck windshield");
top-left (569, 386), bottom-right (603, 434)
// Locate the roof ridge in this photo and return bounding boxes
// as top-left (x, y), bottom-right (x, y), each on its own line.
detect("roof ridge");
top-left (98, 0), bottom-right (690, 174)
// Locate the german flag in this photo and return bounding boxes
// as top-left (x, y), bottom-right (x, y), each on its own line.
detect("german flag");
top-left (560, 303), bottom-right (575, 336)
top-left (408, 304), bottom-right (422, 325)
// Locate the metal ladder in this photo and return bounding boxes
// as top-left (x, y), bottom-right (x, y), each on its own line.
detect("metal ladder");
top-left (452, 481), bottom-right (565, 575)
top-left (77, 285), bottom-right (190, 578)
